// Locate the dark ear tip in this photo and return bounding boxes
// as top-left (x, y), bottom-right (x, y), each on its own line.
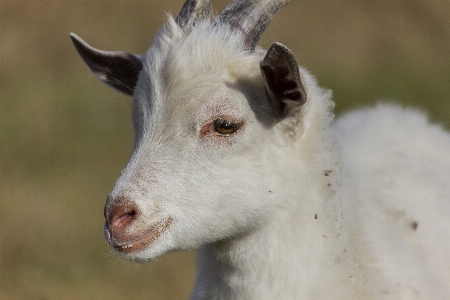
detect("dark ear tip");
top-left (70, 31), bottom-right (143, 96)
top-left (266, 42), bottom-right (291, 60)
top-left (69, 33), bottom-right (96, 57)
top-left (270, 42), bottom-right (288, 50)
top-left (69, 32), bottom-right (82, 46)
top-left (69, 33), bottom-right (90, 58)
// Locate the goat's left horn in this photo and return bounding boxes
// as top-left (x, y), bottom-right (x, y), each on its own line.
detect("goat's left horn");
top-left (213, 0), bottom-right (290, 51)
top-left (176, 0), bottom-right (213, 30)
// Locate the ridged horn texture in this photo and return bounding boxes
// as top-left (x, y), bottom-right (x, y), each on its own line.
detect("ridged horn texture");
top-left (176, 0), bottom-right (213, 30)
top-left (214, 0), bottom-right (291, 51)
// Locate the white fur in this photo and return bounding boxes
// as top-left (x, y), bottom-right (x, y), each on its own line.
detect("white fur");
top-left (106, 16), bottom-right (450, 299)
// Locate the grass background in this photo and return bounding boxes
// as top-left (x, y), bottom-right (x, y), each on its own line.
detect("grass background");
top-left (1, 0), bottom-right (449, 299)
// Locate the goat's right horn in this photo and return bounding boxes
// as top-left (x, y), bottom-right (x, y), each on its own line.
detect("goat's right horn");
top-left (214, 0), bottom-right (290, 51)
top-left (176, 0), bottom-right (213, 30)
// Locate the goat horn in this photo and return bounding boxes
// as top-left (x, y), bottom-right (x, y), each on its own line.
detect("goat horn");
top-left (176, 0), bottom-right (213, 30)
top-left (214, 0), bottom-right (290, 51)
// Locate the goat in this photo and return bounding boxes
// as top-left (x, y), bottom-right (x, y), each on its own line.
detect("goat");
top-left (71, 0), bottom-right (450, 299)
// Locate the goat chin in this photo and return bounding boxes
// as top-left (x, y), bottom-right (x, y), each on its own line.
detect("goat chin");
top-left (72, 0), bottom-right (450, 299)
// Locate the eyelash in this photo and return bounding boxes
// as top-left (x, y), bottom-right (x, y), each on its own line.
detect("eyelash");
top-left (213, 118), bottom-right (242, 135)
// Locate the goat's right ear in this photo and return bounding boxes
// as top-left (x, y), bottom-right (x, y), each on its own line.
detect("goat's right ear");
top-left (260, 42), bottom-right (307, 118)
top-left (70, 33), bottom-right (143, 96)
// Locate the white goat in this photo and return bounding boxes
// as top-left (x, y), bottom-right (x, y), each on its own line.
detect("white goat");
top-left (71, 0), bottom-right (450, 299)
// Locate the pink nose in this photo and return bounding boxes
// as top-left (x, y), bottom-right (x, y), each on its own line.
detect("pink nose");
top-left (104, 197), bottom-right (140, 241)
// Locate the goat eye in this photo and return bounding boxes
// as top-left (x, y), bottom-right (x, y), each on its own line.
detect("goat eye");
top-left (213, 118), bottom-right (242, 135)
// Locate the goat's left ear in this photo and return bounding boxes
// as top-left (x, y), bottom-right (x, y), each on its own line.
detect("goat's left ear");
top-left (260, 42), bottom-right (306, 118)
top-left (70, 33), bottom-right (143, 96)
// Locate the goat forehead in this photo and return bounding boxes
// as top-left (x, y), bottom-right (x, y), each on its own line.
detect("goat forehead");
top-left (165, 22), bottom-right (262, 83)
top-left (166, 57), bottom-right (261, 115)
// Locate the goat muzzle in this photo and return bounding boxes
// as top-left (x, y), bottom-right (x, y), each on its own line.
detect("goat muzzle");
top-left (104, 198), bottom-right (172, 253)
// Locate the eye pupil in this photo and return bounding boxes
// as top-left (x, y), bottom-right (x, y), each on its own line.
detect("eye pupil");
top-left (213, 118), bottom-right (241, 135)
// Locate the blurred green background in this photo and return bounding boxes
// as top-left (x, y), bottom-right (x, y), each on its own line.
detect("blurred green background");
top-left (1, 0), bottom-right (449, 299)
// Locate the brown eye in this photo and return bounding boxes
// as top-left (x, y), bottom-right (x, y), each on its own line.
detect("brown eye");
top-left (213, 118), bottom-right (242, 135)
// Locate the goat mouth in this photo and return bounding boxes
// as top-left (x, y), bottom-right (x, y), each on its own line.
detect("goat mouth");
top-left (107, 217), bottom-right (173, 253)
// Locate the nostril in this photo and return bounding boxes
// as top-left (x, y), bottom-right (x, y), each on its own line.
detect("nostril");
top-left (106, 203), bottom-right (140, 230)
top-left (111, 209), bottom-right (136, 227)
